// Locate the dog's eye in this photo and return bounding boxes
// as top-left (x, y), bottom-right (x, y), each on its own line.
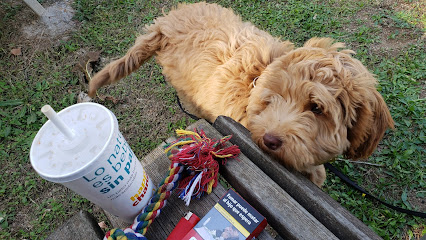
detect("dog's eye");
top-left (311, 104), bottom-right (322, 115)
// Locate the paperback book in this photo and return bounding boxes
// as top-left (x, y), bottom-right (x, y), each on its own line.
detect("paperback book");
top-left (182, 189), bottom-right (267, 240)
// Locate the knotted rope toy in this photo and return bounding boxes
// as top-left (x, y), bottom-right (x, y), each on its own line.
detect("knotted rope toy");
top-left (104, 129), bottom-right (240, 240)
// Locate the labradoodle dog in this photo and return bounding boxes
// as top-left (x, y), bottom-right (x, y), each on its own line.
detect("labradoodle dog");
top-left (88, 2), bottom-right (394, 187)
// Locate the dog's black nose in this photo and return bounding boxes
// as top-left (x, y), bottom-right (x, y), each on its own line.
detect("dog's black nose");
top-left (263, 134), bottom-right (282, 150)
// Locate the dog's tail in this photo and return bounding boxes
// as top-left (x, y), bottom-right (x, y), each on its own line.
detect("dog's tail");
top-left (88, 30), bottom-right (163, 98)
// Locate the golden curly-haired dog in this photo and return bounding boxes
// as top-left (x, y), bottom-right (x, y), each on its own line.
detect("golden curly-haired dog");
top-left (88, 2), bottom-right (394, 186)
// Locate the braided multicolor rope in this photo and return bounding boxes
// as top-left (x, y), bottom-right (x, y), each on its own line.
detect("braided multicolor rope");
top-left (103, 129), bottom-right (240, 240)
top-left (104, 163), bottom-right (183, 240)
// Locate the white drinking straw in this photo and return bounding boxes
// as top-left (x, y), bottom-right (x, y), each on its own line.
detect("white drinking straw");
top-left (41, 105), bottom-right (75, 140)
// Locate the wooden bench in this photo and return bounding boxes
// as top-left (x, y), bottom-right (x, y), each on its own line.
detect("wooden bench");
top-left (48, 117), bottom-right (381, 239)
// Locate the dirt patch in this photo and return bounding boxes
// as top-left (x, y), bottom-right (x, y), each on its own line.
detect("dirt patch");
top-left (2, 0), bottom-right (78, 53)
top-left (342, 4), bottom-right (424, 57)
top-left (22, 0), bottom-right (76, 38)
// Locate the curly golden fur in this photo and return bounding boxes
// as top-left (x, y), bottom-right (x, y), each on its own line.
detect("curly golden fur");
top-left (88, 2), bottom-right (394, 187)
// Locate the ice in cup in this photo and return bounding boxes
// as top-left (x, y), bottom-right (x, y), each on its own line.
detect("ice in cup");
top-left (30, 103), bottom-right (153, 223)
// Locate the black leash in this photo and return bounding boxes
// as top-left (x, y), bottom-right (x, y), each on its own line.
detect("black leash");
top-left (176, 95), bottom-right (200, 120)
top-left (324, 163), bottom-right (426, 218)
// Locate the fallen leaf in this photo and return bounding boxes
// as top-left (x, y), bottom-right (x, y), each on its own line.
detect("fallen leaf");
top-left (98, 221), bottom-right (108, 229)
top-left (10, 48), bottom-right (22, 56)
top-left (73, 51), bottom-right (102, 87)
top-left (87, 51), bottom-right (101, 63)
top-left (105, 96), bottom-right (120, 104)
top-left (98, 94), bottom-right (120, 104)
top-left (77, 91), bottom-right (92, 103)
top-left (84, 51), bottom-right (101, 81)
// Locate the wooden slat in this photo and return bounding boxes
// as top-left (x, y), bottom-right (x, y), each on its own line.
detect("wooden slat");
top-left (191, 120), bottom-right (338, 240)
top-left (213, 116), bottom-right (382, 240)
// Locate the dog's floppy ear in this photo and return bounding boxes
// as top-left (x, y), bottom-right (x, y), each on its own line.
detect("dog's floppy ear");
top-left (304, 37), bottom-right (345, 51)
top-left (345, 91), bottom-right (394, 159)
top-left (303, 37), bottom-right (394, 159)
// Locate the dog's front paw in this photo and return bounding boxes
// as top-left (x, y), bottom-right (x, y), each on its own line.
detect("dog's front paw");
top-left (303, 165), bottom-right (326, 187)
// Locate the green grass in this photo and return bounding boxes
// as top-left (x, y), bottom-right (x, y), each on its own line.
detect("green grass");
top-left (0, 0), bottom-right (425, 239)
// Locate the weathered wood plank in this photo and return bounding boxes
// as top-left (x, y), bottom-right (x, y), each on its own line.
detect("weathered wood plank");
top-left (47, 211), bottom-right (104, 240)
top-left (213, 116), bottom-right (382, 240)
top-left (191, 120), bottom-right (338, 240)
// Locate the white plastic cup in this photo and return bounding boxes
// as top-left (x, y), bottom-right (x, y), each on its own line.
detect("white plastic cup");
top-left (30, 103), bottom-right (153, 223)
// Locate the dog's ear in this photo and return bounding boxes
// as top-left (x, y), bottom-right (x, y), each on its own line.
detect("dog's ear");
top-left (345, 91), bottom-right (394, 159)
top-left (304, 37), bottom-right (343, 50)
top-left (303, 37), bottom-right (355, 54)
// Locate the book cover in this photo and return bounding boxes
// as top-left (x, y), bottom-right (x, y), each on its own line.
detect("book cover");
top-left (183, 189), bottom-right (267, 240)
